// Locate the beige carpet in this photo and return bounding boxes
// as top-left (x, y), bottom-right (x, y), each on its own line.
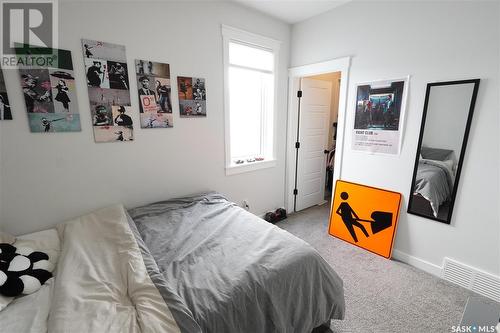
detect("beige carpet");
top-left (276, 203), bottom-right (499, 333)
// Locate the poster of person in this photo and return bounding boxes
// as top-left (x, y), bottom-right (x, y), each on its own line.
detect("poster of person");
top-left (177, 76), bottom-right (206, 117)
top-left (0, 66), bottom-right (12, 120)
top-left (16, 48), bottom-right (81, 132)
top-left (82, 39), bottom-right (134, 142)
top-left (84, 58), bottom-right (109, 88)
top-left (88, 87), bottom-right (134, 142)
top-left (352, 77), bottom-right (408, 154)
top-left (135, 60), bottom-right (173, 128)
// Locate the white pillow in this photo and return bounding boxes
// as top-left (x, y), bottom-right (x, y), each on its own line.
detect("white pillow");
top-left (0, 231), bottom-right (15, 245)
top-left (0, 229), bottom-right (59, 311)
top-left (15, 229), bottom-right (60, 269)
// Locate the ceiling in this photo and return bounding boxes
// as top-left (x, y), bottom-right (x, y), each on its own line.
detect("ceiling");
top-left (233, 0), bottom-right (351, 24)
top-left (58, 0), bottom-right (350, 24)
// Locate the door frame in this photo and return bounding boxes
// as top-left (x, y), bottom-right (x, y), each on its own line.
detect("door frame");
top-left (285, 57), bottom-right (351, 213)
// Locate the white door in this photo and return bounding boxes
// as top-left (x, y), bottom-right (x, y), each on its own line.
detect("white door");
top-left (295, 78), bottom-right (332, 211)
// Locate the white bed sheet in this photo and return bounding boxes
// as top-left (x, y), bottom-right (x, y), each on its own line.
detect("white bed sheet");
top-left (0, 279), bottom-right (54, 332)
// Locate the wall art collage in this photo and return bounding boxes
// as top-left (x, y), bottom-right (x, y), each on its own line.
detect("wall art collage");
top-left (136, 60), bottom-right (173, 128)
top-left (17, 47), bottom-right (81, 132)
top-left (177, 76), bottom-right (207, 117)
top-left (82, 39), bottom-right (133, 142)
top-left (0, 39), bottom-right (208, 144)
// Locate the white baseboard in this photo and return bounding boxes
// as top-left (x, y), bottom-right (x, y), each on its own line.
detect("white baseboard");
top-left (392, 249), bottom-right (443, 277)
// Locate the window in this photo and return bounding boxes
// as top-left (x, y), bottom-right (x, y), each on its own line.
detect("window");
top-left (222, 25), bottom-right (280, 175)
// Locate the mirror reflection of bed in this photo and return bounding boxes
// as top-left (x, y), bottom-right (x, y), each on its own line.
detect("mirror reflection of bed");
top-left (410, 146), bottom-right (457, 220)
top-left (408, 79), bottom-right (480, 224)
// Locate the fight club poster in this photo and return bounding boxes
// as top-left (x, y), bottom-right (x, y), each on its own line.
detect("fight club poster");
top-left (352, 77), bottom-right (409, 155)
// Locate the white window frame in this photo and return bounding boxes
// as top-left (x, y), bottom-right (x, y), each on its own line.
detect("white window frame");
top-left (222, 25), bottom-right (281, 176)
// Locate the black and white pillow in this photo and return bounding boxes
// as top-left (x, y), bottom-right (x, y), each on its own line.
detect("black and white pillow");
top-left (0, 243), bottom-right (53, 297)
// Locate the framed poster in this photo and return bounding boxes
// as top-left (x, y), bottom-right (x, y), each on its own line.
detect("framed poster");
top-left (177, 76), bottom-right (206, 117)
top-left (352, 77), bottom-right (409, 154)
top-left (135, 60), bottom-right (173, 128)
top-left (329, 180), bottom-right (402, 259)
top-left (16, 47), bottom-right (81, 132)
top-left (0, 66), bottom-right (12, 120)
top-left (82, 39), bottom-right (133, 142)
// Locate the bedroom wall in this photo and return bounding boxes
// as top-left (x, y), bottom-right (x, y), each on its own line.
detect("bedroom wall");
top-left (0, 1), bottom-right (290, 235)
top-left (291, 1), bottom-right (500, 276)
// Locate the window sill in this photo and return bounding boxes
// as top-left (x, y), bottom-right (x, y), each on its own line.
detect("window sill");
top-left (226, 159), bottom-right (277, 176)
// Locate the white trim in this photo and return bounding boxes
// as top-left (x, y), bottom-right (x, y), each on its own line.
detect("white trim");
top-left (221, 25), bottom-right (282, 50)
top-left (226, 159), bottom-right (277, 176)
top-left (221, 25), bottom-right (281, 175)
top-left (228, 63), bottom-right (273, 75)
top-left (394, 250), bottom-right (500, 302)
top-left (285, 57), bottom-right (351, 213)
top-left (392, 249), bottom-right (443, 277)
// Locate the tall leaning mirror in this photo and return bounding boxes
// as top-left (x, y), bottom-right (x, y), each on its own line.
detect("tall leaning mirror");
top-left (408, 79), bottom-right (480, 224)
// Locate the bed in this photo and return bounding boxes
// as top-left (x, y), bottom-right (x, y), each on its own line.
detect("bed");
top-left (0, 192), bottom-right (345, 333)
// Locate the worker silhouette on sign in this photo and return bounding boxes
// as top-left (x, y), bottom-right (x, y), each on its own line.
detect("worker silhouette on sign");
top-left (336, 192), bottom-right (370, 243)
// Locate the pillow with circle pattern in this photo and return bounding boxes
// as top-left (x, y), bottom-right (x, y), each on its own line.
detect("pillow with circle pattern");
top-left (0, 243), bottom-right (53, 298)
top-left (0, 229), bottom-right (59, 312)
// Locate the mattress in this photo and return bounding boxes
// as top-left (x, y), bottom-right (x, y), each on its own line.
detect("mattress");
top-left (128, 192), bottom-right (345, 333)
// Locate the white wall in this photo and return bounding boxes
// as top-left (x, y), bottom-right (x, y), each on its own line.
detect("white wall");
top-left (291, 1), bottom-right (500, 276)
top-left (0, 1), bottom-right (290, 235)
top-left (422, 83), bottom-right (475, 161)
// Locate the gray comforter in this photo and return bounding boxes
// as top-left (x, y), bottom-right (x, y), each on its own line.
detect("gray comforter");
top-left (414, 160), bottom-right (453, 217)
top-left (128, 192), bottom-right (345, 333)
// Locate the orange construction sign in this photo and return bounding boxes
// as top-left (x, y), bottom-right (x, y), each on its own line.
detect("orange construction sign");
top-left (328, 180), bottom-right (402, 259)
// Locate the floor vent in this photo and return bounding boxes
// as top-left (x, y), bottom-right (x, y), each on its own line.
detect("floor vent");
top-left (443, 258), bottom-right (500, 302)
top-left (472, 272), bottom-right (500, 302)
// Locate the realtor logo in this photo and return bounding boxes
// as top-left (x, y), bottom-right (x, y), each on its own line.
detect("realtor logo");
top-left (1, 0), bottom-right (58, 67)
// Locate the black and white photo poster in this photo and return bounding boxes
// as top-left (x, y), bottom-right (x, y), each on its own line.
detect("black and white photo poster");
top-left (177, 76), bottom-right (207, 117)
top-left (352, 77), bottom-right (409, 154)
top-left (16, 47), bottom-right (81, 132)
top-left (0, 66), bottom-right (12, 120)
top-left (82, 39), bottom-right (133, 142)
top-left (135, 60), bottom-right (173, 128)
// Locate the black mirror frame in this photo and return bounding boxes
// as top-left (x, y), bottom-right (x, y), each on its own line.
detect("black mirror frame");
top-left (407, 79), bottom-right (480, 224)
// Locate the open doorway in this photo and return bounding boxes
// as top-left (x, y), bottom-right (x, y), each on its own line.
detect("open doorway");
top-left (306, 72), bottom-right (342, 203)
top-left (285, 57), bottom-right (350, 213)
top-left (292, 72), bottom-right (341, 211)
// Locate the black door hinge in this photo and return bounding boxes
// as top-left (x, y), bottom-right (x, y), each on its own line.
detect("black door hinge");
top-left (297, 90), bottom-right (302, 98)
top-left (293, 189), bottom-right (298, 195)
top-left (295, 142), bottom-right (300, 149)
